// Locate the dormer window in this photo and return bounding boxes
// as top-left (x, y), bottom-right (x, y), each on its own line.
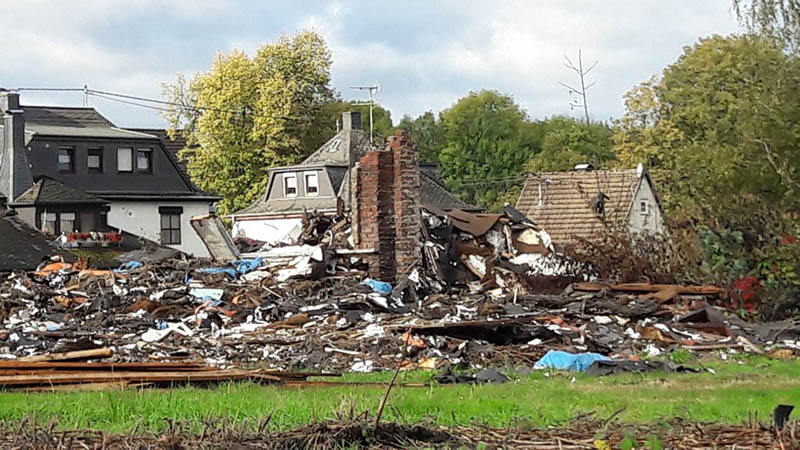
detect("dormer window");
top-left (88, 148), bottom-right (103, 173)
top-left (58, 147), bottom-right (74, 172)
top-left (284, 173), bottom-right (297, 197)
top-left (137, 148), bottom-right (153, 173)
top-left (117, 148), bottom-right (133, 172)
top-left (640, 199), bottom-right (650, 215)
top-left (304, 171), bottom-right (319, 196)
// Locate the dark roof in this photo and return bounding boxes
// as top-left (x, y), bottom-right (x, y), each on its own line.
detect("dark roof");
top-left (22, 106), bottom-right (156, 139)
top-left (516, 169), bottom-right (646, 244)
top-left (420, 169), bottom-right (479, 211)
top-left (0, 209), bottom-right (66, 271)
top-left (125, 128), bottom-right (203, 193)
top-left (13, 177), bottom-right (108, 206)
top-left (127, 128), bottom-right (190, 174)
top-left (301, 127), bottom-right (372, 166)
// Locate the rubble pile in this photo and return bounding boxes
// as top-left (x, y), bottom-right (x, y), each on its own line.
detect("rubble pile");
top-left (1, 207), bottom-right (798, 378)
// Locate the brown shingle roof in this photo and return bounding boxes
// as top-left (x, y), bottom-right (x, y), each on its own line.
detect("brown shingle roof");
top-left (516, 169), bottom-right (642, 245)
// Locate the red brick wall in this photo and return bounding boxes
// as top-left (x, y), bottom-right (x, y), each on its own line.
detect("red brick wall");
top-left (354, 131), bottom-right (421, 282)
top-left (389, 132), bottom-right (421, 277)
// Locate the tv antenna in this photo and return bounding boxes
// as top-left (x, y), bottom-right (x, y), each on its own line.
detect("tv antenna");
top-left (350, 82), bottom-right (381, 145)
top-left (558, 49), bottom-right (597, 124)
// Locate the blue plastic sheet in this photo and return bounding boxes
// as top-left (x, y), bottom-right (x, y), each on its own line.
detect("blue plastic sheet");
top-left (534, 350), bottom-right (611, 372)
top-left (115, 261), bottom-right (143, 273)
top-left (361, 278), bottom-right (393, 295)
top-left (232, 258), bottom-right (263, 275)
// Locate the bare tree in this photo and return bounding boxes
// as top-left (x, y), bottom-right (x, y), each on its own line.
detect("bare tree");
top-left (559, 50), bottom-right (597, 124)
top-left (733, 0), bottom-right (800, 52)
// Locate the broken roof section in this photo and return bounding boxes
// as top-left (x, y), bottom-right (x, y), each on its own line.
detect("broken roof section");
top-left (11, 177), bottom-right (108, 206)
top-left (516, 168), bottom-right (657, 245)
top-left (0, 209), bottom-right (67, 271)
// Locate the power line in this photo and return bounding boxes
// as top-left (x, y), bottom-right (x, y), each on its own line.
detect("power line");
top-left (11, 86), bottom-right (290, 121)
top-left (13, 87), bottom-right (85, 92)
top-left (87, 88), bottom-right (248, 116)
top-left (87, 92), bottom-right (174, 113)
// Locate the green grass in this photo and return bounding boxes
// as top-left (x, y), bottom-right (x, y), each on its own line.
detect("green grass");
top-left (0, 358), bottom-right (797, 433)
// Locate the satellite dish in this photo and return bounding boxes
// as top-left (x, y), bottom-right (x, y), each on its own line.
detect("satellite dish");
top-left (636, 162), bottom-right (644, 178)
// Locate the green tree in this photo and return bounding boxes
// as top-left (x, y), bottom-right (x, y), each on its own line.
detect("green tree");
top-left (613, 34), bottom-right (800, 222)
top-left (397, 111), bottom-right (446, 163)
top-left (733, 0), bottom-right (800, 51)
top-left (162, 30), bottom-right (334, 214)
top-left (524, 116), bottom-right (614, 172)
top-left (437, 90), bottom-right (536, 209)
top-left (304, 100), bottom-right (393, 152)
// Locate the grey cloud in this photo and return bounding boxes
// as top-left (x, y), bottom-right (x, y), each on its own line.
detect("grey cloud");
top-left (0, 0), bottom-right (740, 127)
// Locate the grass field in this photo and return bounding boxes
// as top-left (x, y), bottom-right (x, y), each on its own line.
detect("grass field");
top-left (0, 357), bottom-right (797, 433)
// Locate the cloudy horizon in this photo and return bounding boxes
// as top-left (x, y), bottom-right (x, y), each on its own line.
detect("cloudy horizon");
top-left (1, 1), bottom-right (740, 128)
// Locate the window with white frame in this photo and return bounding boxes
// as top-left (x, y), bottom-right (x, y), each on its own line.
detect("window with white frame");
top-left (57, 147), bottom-right (74, 172)
top-left (43, 213), bottom-right (57, 234)
top-left (117, 148), bottom-right (133, 172)
top-left (639, 199), bottom-right (649, 215)
top-left (304, 171), bottom-right (319, 196)
top-left (284, 173), bottom-right (298, 197)
top-left (137, 148), bottom-right (152, 173)
top-left (59, 212), bottom-right (76, 233)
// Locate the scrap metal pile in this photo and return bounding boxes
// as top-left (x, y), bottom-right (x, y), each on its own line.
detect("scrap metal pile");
top-left (0, 207), bottom-right (798, 381)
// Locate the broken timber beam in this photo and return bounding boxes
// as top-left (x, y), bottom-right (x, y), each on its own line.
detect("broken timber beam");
top-left (17, 348), bottom-right (113, 362)
top-left (572, 282), bottom-right (725, 296)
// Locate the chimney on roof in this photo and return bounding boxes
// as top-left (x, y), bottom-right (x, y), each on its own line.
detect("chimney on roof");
top-left (0, 90), bottom-right (33, 201)
top-left (342, 111), bottom-right (362, 131)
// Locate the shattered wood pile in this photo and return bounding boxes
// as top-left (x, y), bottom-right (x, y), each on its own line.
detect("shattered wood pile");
top-left (0, 347), bottom-right (332, 392)
top-left (0, 206), bottom-right (798, 379)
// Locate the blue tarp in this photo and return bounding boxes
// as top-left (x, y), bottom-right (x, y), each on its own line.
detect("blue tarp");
top-left (232, 258), bottom-right (263, 275)
top-left (115, 261), bottom-right (143, 273)
top-left (361, 278), bottom-right (393, 295)
top-left (534, 350), bottom-right (611, 372)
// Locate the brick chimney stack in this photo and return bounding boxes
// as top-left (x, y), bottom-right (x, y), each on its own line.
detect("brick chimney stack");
top-left (0, 89), bottom-right (33, 201)
top-left (353, 130), bottom-right (421, 282)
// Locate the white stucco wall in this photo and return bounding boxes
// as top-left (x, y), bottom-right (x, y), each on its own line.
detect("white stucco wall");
top-left (232, 217), bottom-right (303, 245)
top-left (107, 200), bottom-right (212, 257)
top-left (627, 179), bottom-right (665, 234)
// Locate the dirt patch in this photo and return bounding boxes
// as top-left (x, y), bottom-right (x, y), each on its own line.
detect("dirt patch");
top-left (0, 418), bottom-right (797, 449)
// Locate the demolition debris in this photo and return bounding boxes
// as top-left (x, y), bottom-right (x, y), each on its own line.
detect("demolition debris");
top-left (0, 199), bottom-right (797, 389)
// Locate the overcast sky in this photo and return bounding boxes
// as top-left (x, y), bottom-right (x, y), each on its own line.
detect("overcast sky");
top-left (1, 1), bottom-right (740, 127)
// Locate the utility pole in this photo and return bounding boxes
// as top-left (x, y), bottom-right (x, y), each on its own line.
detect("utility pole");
top-left (558, 50), bottom-right (597, 124)
top-left (350, 82), bottom-right (381, 145)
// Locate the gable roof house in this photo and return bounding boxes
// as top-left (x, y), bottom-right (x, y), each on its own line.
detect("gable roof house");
top-left (229, 112), bottom-right (475, 244)
top-left (0, 90), bottom-right (218, 257)
top-left (516, 165), bottom-right (666, 247)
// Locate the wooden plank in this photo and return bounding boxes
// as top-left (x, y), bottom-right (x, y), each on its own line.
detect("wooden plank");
top-left (0, 370), bottom-right (283, 387)
top-left (573, 282), bottom-right (725, 295)
top-left (0, 360), bottom-right (207, 371)
top-left (18, 348), bottom-right (113, 362)
top-left (15, 381), bottom-right (133, 392)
